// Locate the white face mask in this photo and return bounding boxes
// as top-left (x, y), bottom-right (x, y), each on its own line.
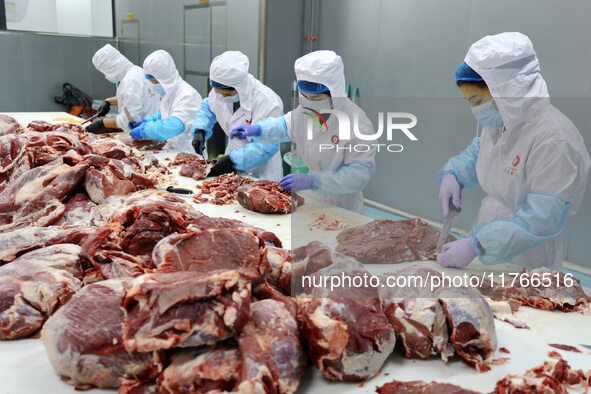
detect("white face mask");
top-left (300, 97), bottom-right (331, 112)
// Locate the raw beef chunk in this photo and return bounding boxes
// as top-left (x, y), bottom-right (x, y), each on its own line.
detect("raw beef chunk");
top-left (237, 181), bottom-right (304, 214)
top-left (0, 114), bottom-right (22, 135)
top-left (41, 279), bottom-right (162, 389)
top-left (0, 156), bottom-right (101, 231)
top-left (152, 227), bottom-right (266, 279)
top-left (158, 343), bottom-right (241, 393)
top-left (297, 296), bottom-right (395, 381)
top-left (380, 266), bottom-right (452, 360)
top-left (193, 173), bottom-right (254, 205)
top-left (121, 271), bottom-right (250, 352)
top-left (60, 193), bottom-right (97, 224)
top-left (335, 218), bottom-right (456, 264)
top-left (169, 152), bottom-right (213, 180)
top-left (438, 286), bottom-right (497, 372)
top-left (240, 299), bottom-right (305, 393)
top-left (0, 244), bottom-right (83, 339)
top-left (286, 241), bottom-right (334, 296)
top-left (0, 134), bottom-right (29, 192)
top-left (376, 380), bottom-right (480, 394)
top-left (0, 225), bottom-right (94, 263)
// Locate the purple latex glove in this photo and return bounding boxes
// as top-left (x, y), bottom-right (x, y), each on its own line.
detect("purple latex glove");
top-left (280, 173), bottom-right (315, 191)
top-left (231, 124), bottom-right (261, 140)
top-left (439, 173), bottom-right (463, 218)
top-left (130, 123), bottom-right (146, 140)
top-left (437, 236), bottom-right (477, 268)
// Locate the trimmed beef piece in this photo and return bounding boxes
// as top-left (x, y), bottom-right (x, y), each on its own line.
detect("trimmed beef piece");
top-left (376, 380), bottom-right (480, 394)
top-left (0, 244), bottom-right (83, 339)
top-left (170, 152), bottom-right (213, 180)
top-left (121, 271), bottom-right (251, 352)
top-left (336, 218), bottom-right (456, 264)
top-left (41, 279), bottom-right (162, 389)
top-left (0, 114), bottom-right (22, 135)
top-left (0, 134), bottom-right (29, 192)
top-left (237, 181), bottom-right (304, 214)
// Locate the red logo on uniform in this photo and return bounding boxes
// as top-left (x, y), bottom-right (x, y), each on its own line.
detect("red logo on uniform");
top-left (506, 154), bottom-right (520, 177)
top-left (245, 119), bottom-right (252, 125)
top-left (331, 135), bottom-right (340, 144)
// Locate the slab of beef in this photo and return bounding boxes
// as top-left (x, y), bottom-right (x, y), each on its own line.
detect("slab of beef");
top-left (297, 296), bottom-right (395, 381)
top-left (22, 131), bottom-right (93, 166)
top-left (438, 286), bottom-right (497, 372)
top-left (492, 358), bottom-right (589, 393)
top-left (41, 279), bottom-right (162, 389)
top-left (170, 152), bottom-right (213, 180)
top-left (27, 121), bottom-right (89, 143)
top-left (237, 181), bottom-right (304, 214)
top-left (0, 244), bottom-right (83, 340)
top-left (335, 218), bottom-right (456, 264)
top-left (152, 227), bottom-right (266, 279)
top-left (475, 268), bottom-right (590, 313)
top-left (286, 241), bottom-right (334, 296)
top-left (0, 114), bottom-right (22, 135)
top-left (380, 266), bottom-right (452, 360)
top-left (0, 134), bottom-right (29, 192)
top-left (82, 190), bottom-right (200, 279)
top-left (121, 271), bottom-right (250, 352)
top-left (158, 342), bottom-right (241, 393)
top-left (194, 173), bottom-right (254, 205)
top-left (0, 225), bottom-right (95, 263)
top-left (0, 156), bottom-right (101, 231)
top-left (376, 380), bottom-right (480, 394)
top-left (85, 159), bottom-right (146, 204)
top-left (238, 299), bottom-right (305, 393)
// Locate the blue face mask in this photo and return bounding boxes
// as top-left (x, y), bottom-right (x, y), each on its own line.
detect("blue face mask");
top-left (471, 100), bottom-right (504, 128)
top-left (223, 94), bottom-right (240, 103)
top-left (105, 76), bottom-right (118, 84)
top-left (153, 84), bottom-right (165, 96)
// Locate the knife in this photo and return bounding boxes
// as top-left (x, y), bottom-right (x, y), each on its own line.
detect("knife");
top-left (579, 344), bottom-right (591, 351)
top-left (159, 186), bottom-right (193, 195)
top-left (81, 112), bottom-right (100, 125)
top-left (436, 201), bottom-right (461, 251)
top-left (123, 106), bottom-right (135, 125)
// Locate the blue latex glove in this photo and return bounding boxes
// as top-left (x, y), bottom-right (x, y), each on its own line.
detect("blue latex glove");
top-left (231, 124), bottom-right (261, 140)
top-left (129, 119), bottom-right (145, 129)
top-left (437, 237), bottom-right (478, 268)
top-left (130, 124), bottom-right (146, 140)
top-left (439, 173), bottom-right (463, 218)
top-left (280, 173), bottom-right (316, 191)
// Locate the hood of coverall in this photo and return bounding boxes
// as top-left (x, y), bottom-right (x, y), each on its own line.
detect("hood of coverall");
top-left (143, 50), bottom-right (183, 96)
top-left (209, 51), bottom-right (256, 113)
top-left (92, 44), bottom-right (134, 82)
top-left (294, 50), bottom-right (347, 98)
top-left (464, 32), bottom-right (550, 132)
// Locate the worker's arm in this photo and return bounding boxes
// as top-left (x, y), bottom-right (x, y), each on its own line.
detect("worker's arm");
top-left (252, 113), bottom-right (292, 144)
top-left (142, 117), bottom-right (185, 141)
top-left (106, 96), bottom-right (118, 106)
top-left (311, 161), bottom-right (373, 195)
top-left (102, 117), bottom-right (118, 128)
top-left (191, 98), bottom-right (217, 139)
top-left (228, 142), bottom-right (280, 171)
top-left (438, 137), bottom-right (480, 188)
top-left (473, 192), bottom-right (568, 265)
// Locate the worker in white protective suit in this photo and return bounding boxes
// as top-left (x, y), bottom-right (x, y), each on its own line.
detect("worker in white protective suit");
top-left (191, 51), bottom-right (284, 181)
top-left (231, 50), bottom-right (377, 213)
top-left (88, 44), bottom-right (160, 134)
top-left (437, 32), bottom-right (590, 270)
top-left (129, 50), bottom-right (202, 153)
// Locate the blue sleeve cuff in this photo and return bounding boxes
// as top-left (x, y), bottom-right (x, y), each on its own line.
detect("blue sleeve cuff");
top-left (143, 116), bottom-right (185, 141)
top-left (252, 116), bottom-right (290, 144)
top-left (191, 98), bottom-right (217, 140)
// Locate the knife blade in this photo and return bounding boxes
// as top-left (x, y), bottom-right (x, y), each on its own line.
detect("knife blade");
top-left (436, 201), bottom-right (461, 251)
top-left (159, 186), bottom-right (193, 195)
top-left (123, 106), bottom-right (135, 124)
top-left (81, 112), bottom-right (100, 125)
top-left (579, 344), bottom-right (591, 351)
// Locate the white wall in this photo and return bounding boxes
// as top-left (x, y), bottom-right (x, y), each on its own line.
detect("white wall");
top-left (6, 0), bottom-right (58, 33)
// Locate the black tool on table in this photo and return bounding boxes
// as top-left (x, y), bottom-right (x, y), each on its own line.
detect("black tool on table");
top-left (162, 186), bottom-right (193, 195)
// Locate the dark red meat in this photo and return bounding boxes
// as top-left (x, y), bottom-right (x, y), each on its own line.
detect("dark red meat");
top-left (237, 181), bottom-right (304, 214)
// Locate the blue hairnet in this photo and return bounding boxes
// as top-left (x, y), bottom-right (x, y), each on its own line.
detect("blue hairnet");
top-left (145, 74), bottom-right (155, 80)
top-left (455, 62), bottom-right (484, 82)
top-left (210, 80), bottom-right (233, 90)
top-left (297, 80), bottom-right (330, 95)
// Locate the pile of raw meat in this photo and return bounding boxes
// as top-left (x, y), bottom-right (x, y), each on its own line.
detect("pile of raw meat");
top-left (169, 152), bottom-right (213, 181)
top-left (194, 173), bottom-right (304, 214)
top-left (335, 218), bottom-right (456, 264)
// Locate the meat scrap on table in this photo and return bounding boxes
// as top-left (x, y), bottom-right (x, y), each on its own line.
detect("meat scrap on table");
top-left (335, 218), bottom-right (456, 264)
top-left (308, 213), bottom-right (349, 231)
top-left (193, 173), bottom-right (254, 205)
